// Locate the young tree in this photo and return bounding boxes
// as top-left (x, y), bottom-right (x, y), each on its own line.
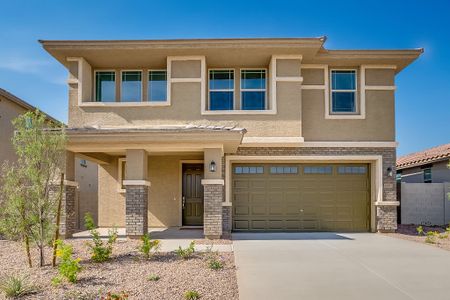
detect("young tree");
top-left (0, 110), bottom-right (66, 267)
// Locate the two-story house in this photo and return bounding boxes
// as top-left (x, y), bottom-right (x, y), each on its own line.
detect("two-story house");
top-left (41, 37), bottom-right (422, 238)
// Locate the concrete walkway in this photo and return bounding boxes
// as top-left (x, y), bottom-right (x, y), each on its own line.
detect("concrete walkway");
top-left (233, 232), bottom-right (450, 300)
top-left (72, 227), bottom-right (233, 252)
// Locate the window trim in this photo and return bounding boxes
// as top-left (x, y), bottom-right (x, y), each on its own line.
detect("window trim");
top-left (240, 68), bottom-right (268, 111)
top-left (329, 68), bottom-right (358, 115)
top-left (94, 70), bottom-right (117, 102)
top-left (147, 69), bottom-right (169, 105)
top-left (208, 68), bottom-right (235, 110)
top-left (118, 158), bottom-right (126, 193)
top-left (120, 70), bottom-right (143, 102)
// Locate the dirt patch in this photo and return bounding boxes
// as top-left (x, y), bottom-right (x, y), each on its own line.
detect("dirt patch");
top-left (0, 239), bottom-right (238, 300)
top-left (383, 224), bottom-right (450, 252)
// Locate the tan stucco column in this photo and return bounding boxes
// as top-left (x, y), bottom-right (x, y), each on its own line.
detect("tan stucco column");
top-left (202, 148), bottom-right (224, 239)
top-left (124, 149), bottom-right (150, 237)
top-left (60, 151), bottom-right (78, 238)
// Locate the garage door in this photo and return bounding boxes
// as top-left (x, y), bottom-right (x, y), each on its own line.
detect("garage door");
top-left (232, 163), bottom-right (370, 232)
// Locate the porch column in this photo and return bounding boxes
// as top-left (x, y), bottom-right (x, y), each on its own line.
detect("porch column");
top-left (124, 149), bottom-right (149, 237)
top-left (60, 151), bottom-right (78, 238)
top-left (202, 148), bottom-right (224, 239)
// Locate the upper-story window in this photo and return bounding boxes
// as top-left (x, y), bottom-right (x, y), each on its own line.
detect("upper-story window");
top-left (241, 69), bottom-right (266, 110)
top-left (148, 70), bottom-right (167, 102)
top-left (95, 71), bottom-right (116, 102)
top-left (330, 70), bottom-right (357, 113)
top-left (209, 69), bottom-right (234, 110)
top-left (121, 71), bottom-right (142, 102)
top-left (423, 167), bottom-right (432, 183)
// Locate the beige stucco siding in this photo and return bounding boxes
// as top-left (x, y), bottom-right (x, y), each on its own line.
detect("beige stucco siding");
top-left (276, 59), bottom-right (301, 77)
top-left (302, 68), bottom-right (324, 85)
top-left (302, 89), bottom-right (395, 141)
top-left (98, 154), bottom-right (202, 228)
top-left (0, 95), bottom-right (27, 165)
top-left (365, 69), bottom-right (395, 86)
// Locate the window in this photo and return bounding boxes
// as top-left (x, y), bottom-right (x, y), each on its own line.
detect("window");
top-left (80, 159), bottom-right (87, 168)
top-left (148, 70), bottom-right (167, 102)
top-left (270, 166), bottom-right (298, 174)
top-left (121, 71), bottom-right (142, 102)
top-left (304, 166), bottom-right (332, 174)
top-left (209, 70), bottom-right (234, 110)
top-left (331, 70), bottom-right (357, 113)
top-left (234, 166), bottom-right (264, 174)
top-left (118, 158), bottom-right (126, 191)
top-left (337, 166), bottom-right (367, 174)
top-left (396, 172), bottom-right (402, 182)
top-left (423, 168), bottom-right (432, 183)
top-left (241, 69), bottom-right (266, 110)
top-left (95, 71), bottom-right (116, 102)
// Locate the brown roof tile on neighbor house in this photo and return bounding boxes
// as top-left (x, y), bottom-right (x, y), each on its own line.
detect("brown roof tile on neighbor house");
top-left (397, 143), bottom-right (450, 169)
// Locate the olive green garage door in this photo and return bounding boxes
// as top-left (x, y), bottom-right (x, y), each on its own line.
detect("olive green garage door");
top-left (232, 163), bottom-right (370, 232)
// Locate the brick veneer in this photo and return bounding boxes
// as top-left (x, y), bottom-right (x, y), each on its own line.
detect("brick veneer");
top-left (125, 185), bottom-right (148, 237)
top-left (228, 146), bottom-right (398, 231)
top-left (54, 184), bottom-right (77, 238)
top-left (222, 206), bottom-right (232, 236)
top-left (204, 184), bottom-right (223, 239)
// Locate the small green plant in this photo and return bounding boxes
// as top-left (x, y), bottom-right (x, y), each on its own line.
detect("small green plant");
top-left (0, 274), bottom-right (38, 298)
top-left (139, 234), bottom-right (161, 259)
top-left (147, 274), bottom-right (160, 281)
top-left (208, 259), bottom-right (224, 270)
top-left (101, 291), bottom-right (129, 300)
top-left (416, 225), bottom-right (424, 236)
top-left (184, 290), bottom-right (200, 300)
top-left (203, 244), bottom-right (224, 270)
top-left (53, 240), bottom-right (82, 283)
top-left (176, 241), bottom-right (195, 259)
top-left (85, 213), bottom-right (117, 262)
top-left (425, 231), bottom-right (438, 244)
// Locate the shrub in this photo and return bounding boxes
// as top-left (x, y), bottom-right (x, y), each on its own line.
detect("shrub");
top-left (147, 274), bottom-right (160, 281)
top-left (203, 245), bottom-right (224, 270)
top-left (53, 240), bottom-right (82, 283)
top-left (0, 274), bottom-right (38, 298)
top-left (416, 225), bottom-right (424, 236)
top-left (139, 234), bottom-right (161, 259)
top-left (425, 231), bottom-right (438, 244)
top-left (101, 291), bottom-right (129, 300)
top-left (85, 213), bottom-right (117, 262)
top-left (208, 259), bottom-right (224, 270)
top-left (176, 241), bottom-right (195, 260)
top-left (184, 290), bottom-right (200, 300)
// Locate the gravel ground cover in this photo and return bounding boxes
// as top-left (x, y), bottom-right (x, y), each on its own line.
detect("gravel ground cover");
top-left (0, 239), bottom-right (238, 300)
top-left (383, 224), bottom-right (450, 252)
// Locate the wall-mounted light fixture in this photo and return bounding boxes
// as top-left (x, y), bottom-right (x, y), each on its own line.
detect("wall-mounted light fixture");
top-left (387, 167), bottom-right (393, 177)
top-left (209, 160), bottom-right (217, 172)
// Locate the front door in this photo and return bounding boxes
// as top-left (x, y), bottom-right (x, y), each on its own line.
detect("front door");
top-left (182, 164), bottom-right (204, 226)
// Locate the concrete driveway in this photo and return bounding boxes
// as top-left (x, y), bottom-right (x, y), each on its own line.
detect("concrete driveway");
top-left (233, 232), bottom-right (450, 300)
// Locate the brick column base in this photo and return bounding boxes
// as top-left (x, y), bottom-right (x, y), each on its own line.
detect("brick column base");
top-left (222, 206), bottom-right (232, 238)
top-left (125, 185), bottom-right (148, 237)
top-left (57, 184), bottom-right (77, 239)
top-left (377, 205), bottom-right (397, 232)
top-left (203, 184), bottom-right (223, 239)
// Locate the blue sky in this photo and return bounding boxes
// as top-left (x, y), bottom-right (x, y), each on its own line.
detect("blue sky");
top-left (0, 0), bottom-right (449, 156)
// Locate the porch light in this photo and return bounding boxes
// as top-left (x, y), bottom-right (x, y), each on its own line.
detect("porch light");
top-left (209, 160), bottom-right (217, 172)
top-left (387, 167), bottom-right (393, 177)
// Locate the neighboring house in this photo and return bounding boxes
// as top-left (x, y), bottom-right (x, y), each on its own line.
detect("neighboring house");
top-left (0, 88), bottom-right (98, 230)
top-left (397, 143), bottom-right (450, 183)
top-left (40, 37), bottom-right (422, 238)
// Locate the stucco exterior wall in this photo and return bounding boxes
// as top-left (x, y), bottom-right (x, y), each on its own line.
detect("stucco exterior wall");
top-left (400, 160), bottom-right (450, 183)
top-left (98, 154), bottom-right (202, 228)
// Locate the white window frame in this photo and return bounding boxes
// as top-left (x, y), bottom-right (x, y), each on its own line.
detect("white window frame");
top-left (93, 70), bottom-right (117, 102)
top-left (240, 68), bottom-right (268, 111)
top-left (120, 70), bottom-right (143, 102)
top-left (118, 158), bottom-right (126, 193)
top-left (147, 69), bottom-right (169, 105)
top-left (208, 68), bottom-right (235, 110)
top-left (329, 68), bottom-right (358, 115)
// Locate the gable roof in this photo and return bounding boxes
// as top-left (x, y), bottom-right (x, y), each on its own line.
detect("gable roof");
top-left (397, 143), bottom-right (450, 170)
top-left (0, 88), bottom-right (61, 124)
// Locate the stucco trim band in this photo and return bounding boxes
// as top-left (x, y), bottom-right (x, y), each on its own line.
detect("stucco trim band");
top-left (241, 136), bottom-right (305, 147)
top-left (374, 201), bottom-right (400, 206)
top-left (201, 179), bottom-right (225, 185)
top-left (63, 180), bottom-right (79, 188)
top-left (123, 180), bottom-right (151, 187)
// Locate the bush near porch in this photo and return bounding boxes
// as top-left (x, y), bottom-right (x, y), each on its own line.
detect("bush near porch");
top-left (384, 224), bottom-right (450, 251)
top-left (0, 239), bottom-right (238, 300)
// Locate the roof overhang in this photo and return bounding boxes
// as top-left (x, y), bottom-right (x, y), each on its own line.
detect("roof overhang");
top-left (66, 126), bottom-right (246, 154)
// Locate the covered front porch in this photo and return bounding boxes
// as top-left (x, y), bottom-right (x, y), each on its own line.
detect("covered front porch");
top-left (61, 125), bottom-right (246, 239)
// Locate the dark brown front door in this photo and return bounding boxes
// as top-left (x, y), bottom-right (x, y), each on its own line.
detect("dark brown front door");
top-left (182, 164), bottom-right (204, 226)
